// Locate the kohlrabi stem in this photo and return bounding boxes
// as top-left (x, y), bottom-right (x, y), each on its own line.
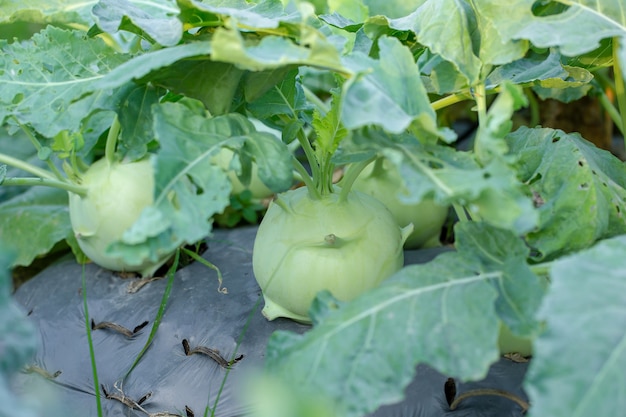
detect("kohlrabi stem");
top-left (15, 118), bottom-right (65, 180)
top-left (2, 177), bottom-right (87, 195)
top-left (611, 37), bottom-right (626, 140)
top-left (292, 155), bottom-right (320, 199)
top-left (338, 157), bottom-right (376, 202)
top-left (104, 115), bottom-right (121, 166)
top-left (473, 82), bottom-right (489, 159)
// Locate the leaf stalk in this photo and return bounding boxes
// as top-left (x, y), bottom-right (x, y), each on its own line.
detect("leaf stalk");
top-left (611, 37), bottom-right (626, 140)
top-left (1, 176), bottom-right (87, 195)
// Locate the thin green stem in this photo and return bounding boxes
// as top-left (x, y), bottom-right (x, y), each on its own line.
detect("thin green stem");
top-left (180, 247), bottom-right (226, 294)
top-left (431, 91), bottom-right (473, 111)
top-left (319, 157), bottom-right (335, 195)
top-left (612, 37), bottom-right (626, 140)
top-left (0, 152), bottom-right (57, 181)
top-left (292, 156), bottom-right (320, 199)
top-left (597, 90), bottom-right (624, 133)
top-left (338, 156), bottom-right (376, 202)
top-left (1, 177), bottom-right (87, 195)
top-left (105, 115), bottom-right (121, 165)
top-left (82, 264), bottom-right (103, 417)
top-left (452, 203), bottom-right (469, 222)
top-left (296, 128), bottom-right (320, 185)
top-left (473, 82), bottom-right (489, 158)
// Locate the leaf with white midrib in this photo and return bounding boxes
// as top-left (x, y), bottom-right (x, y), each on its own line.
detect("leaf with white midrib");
top-left (264, 220), bottom-right (551, 416)
top-left (0, 26), bottom-right (130, 137)
top-left (266, 254), bottom-right (502, 417)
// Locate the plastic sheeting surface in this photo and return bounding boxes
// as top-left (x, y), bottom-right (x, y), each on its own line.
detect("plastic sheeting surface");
top-left (13, 226), bottom-right (528, 416)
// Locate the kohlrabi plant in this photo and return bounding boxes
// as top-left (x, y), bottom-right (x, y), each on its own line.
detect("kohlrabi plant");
top-left (252, 93), bottom-right (413, 322)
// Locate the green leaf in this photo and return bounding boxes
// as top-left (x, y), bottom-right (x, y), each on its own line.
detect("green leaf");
top-left (471, 0), bottom-right (529, 66)
top-left (384, 0), bottom-right (482, 85)
top-left (265, 221), bottom-right (544, 416)
top-left (418, 49), bottom-right (469, 94)
top-left (486, 0), bottom-right (626, 80)
top-left (532, 65), bottom-right (594, 102)
top-left (178, 0), bottom-right (289, 30)
top-left (92, 0), bottom-right (182, 46)
top-left (117, 84), bottom-right (164, 161)
top-left (0, 187), bottom-right (71, 267)
top-left (485, 49), bottom-right (569, 89)
top-left (507, 127), bottom-right (626, 261)
top-left (0, 0), bottom-right (95, 27)
top-left (240, 133), bottom-right (294, 193)
top-left (149, 60), bottom-right (244, 116)
top-left (245, 69), bottom-right (310, 120)
top-left (243, 66), bottom-right (297, 104)
top-left (525, 235), bottom-right (626, 417)
top-left (210, 25), bottom-right (345, 73)
top-left (94, 41), bottom-right (213, 90)
top-left (0, 26), bottom-right (132, 137)
top-left (341, 36), bottom-right (446, 140)
top-left (313, 91), bottom-right (346, 156)
top-left (454, 222), bottom-right (545, 337)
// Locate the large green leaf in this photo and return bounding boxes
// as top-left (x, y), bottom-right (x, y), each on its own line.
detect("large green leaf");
top-left (525, 235), bottom-right (626, 417)
top-left (485, 0), bottom-right (626, 79)
top-left (149, 60), bottom-right (244, 116)
top-left (0, 187), bottom-right (70, 267)
top-left (265, 222), bottom-right (543, 417)
top-left (365, 0), bottom-right (480, 85)
top-left (341, 36), bottom-right (447, 140)
top-left (507, 127), bottom-right (626, 261)
top-left (0, 26), bottom-right (131, 137)
top-left (92, 0), bottom-right (182, 46)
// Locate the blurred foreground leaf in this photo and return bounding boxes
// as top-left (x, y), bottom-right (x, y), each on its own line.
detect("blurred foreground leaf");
top-left (525, 235), bottom-right (626, 417)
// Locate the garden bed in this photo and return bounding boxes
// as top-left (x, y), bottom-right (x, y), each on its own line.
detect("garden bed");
top-left (12, 226), bottom-right (530, 417)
